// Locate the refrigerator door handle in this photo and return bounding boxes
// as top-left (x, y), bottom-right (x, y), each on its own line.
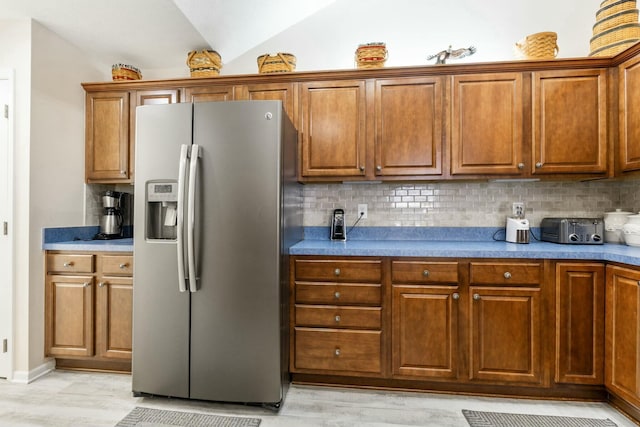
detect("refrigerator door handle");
top-left (187, 144), bottom-right (200, 293)
top-left (176, 144), bottom-right (190, 293)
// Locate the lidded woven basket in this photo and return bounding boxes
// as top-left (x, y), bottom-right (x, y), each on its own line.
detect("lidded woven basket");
top-left (514, 32), bottom-right (559, 59)
top-left (355, 42), bottom-right (388, 69)
top-left (187, 50), bottom-right (222, 77)
top-left (111, 64), bottom-right (141, 81)
top-left (257, 53), bottom-right (296, 73)
top-left (590, 0), bottom-right (640, 56)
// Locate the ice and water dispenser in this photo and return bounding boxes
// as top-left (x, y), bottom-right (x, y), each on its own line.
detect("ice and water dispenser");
top-left (146, 181), bottom-right (178, 240)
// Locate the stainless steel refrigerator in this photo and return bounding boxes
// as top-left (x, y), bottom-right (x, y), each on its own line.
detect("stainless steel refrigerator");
top-left (132, 100), bottom-right (301, 408)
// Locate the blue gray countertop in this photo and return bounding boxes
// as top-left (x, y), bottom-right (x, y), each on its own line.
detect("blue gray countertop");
top-left (42, 226), bottom-right (640, 266)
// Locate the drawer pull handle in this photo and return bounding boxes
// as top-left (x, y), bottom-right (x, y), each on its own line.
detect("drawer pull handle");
top-left (334, 291), bottom-right (341, 299)
top-left (504, 271), bottom-right (512, 279)
top-left (422, 270), bottom-right (430, 277)
top-left (334, 348), bottom-right (341, 357)
top-left (335, 315), bottom-right (341, 323)
top-left (63, 262), bottom-right (74, 267)
top-left (334, 268), bottom-right (341, 276)
top-left (119, 263), bottom-right (129, 269)
top-left (473, 293), bottom-right (481, 301)
top-left (452, 292), bottom-right (460, 300)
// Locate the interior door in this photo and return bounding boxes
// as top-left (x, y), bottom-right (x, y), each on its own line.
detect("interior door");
top-left (0, 71), bottom-right (13, 379)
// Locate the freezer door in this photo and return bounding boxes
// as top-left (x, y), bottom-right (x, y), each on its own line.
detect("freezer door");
top-left (132, 103), bottom-right (193, 398)
top-left (189, 101), bottom-right (285, 404)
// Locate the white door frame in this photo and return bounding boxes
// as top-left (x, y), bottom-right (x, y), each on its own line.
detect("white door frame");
top-left (0, 68), bottom-right (15, 380)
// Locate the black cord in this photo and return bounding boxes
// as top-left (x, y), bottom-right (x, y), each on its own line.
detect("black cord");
top-left (346, 212), bottom-right (365, 236)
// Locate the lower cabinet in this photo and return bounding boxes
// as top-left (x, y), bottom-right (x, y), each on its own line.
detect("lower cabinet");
top-left (45, 251), bottom-right (133, 372)
top-left (606, 264), bottom-right (640, 407)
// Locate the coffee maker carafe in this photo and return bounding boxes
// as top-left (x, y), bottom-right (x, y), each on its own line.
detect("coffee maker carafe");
top-left (97, 191), bottom-right (124, 239)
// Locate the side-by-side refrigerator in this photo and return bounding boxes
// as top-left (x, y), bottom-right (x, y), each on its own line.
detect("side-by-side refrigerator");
top-left (132, 100), bottom-right (302, 408)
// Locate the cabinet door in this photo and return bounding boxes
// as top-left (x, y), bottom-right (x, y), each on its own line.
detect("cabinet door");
top-left (374, 77), bottom-right (443, 177)
top-left (532, 69), bottom-right (607, 175)
top-left (619, 54), bottom-right (640, 173)
top-left (95, 276), bottom-right (133, 360)
top-left (469, 286), bottom-right (542, 384)
top-left (451, 73), bottom-right (524, 175)
top-left (237, 82), bottom-right (296, 124)
top-left (85, 91), bottom-right (130, 183)
top-left (300, 80), bottom-right (367, 178)
top-left (392, 285), bottom-right (460, 379)
top-left (606, 265), bottom-right (640, 406)
top-left (183, 85), bottom-right (235, 103)
top-left (555, 262), bottom-right (604, 385)
top-left (45, 275), bottom-right (94, 357)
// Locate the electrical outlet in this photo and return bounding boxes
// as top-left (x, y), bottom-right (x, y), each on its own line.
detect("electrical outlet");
top-left (358, 204), bottom-right (368, 219)
top-left (512, 202), bottom-right (525, 218)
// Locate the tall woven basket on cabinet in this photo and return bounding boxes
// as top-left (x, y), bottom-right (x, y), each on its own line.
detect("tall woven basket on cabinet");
top-left (590, 0), bottom-right (640, 56)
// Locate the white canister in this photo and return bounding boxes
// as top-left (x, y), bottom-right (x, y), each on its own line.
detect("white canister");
top-left (622, 213), bottom-right (640, 247)
top-left (604, 209), bottom-right (633, 243)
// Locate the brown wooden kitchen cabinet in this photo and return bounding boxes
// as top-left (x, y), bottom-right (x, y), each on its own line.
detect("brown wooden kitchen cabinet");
top-left (468, 261), bottom-right (544, 385)
top-left (84, 87), bottom-right (180, 183)
top-left (45, 251), bottom-right (133, 372)
top-left (618, 52), bottom-right (640, 174)
top-left (291, 258), bottom-right (384, 376)
top-left (391, 260), bottom-right (461, 380)
top-left (555, 262), bottom-right (605, 385)
top-left (532, 69), bottom-right (608, 176)
top-left (605, 264), bottom-right (640, 409)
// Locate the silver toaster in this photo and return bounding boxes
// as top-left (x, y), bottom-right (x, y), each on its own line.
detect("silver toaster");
top-left (540, 217), bottom-right (604, 244)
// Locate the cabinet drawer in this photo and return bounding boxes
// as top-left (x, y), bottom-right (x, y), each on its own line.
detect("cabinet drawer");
top-left (470, 262), bottom-right (542, 285)
top-left (101, 254), bottom-right (134, 276)
top-left (47, 253), bottom-right (94, 274)
top-left (392, 261), bottom-right (459, 284)
top-left (295, 305), bottom-right (381, 329)
top-left (295, 282), bottom-right (381, 305)
top-left (294, 328), bottom-right (381, 373)
top-left (295, 259), bottom-right (382, 282)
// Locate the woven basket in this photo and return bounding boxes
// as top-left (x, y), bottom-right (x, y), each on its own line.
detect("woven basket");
top-left (596, 0), bottom-right (637, 21)
top-left (111, 64), bottom-right (141, 81)
top-left (590, 22), bottom-right (640, 50)
top-left (257, 53), bottom-right (296, 73)
top-left (590, 38), bottom-right (640, 56)
top-left (593, 8), bottom-right (639, 34)
top-left (187, 50), bottom-right (222, 77)
top-left (355, 42), bottom-right (388, 69)
top-left (514, 32), bottom-right (559, 59)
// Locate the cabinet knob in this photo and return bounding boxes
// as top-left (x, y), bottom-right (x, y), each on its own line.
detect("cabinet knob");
top-left (517, 163), bottom-right (524, 169)
top-left (334, 268), bottom-right (341, 276)
top-left (334, 291), bottom-right (341, 299)
top-left (335, 315), bottom-right (341, 323)
top-left (63, 262), bottom-right (74, 267)
top-left (535, 162), bottom-right (543, 168)
top-left (422, 270), bottom-right (430, 277)
top-left (119, 263), bottom-right (128, 269)
top-left (473, 293), bottom-right (481, 301)
top-left (504, 271), bottom-right (512, 279)
top-left (98, 282), bottom-right (105, 287)
top-left (376, 165), bottom-right (382, 171)
top-left (83, 282), bottom-right (91, 288)
top-left (452, 292), bottom-right (460, 300)
top-left (334, 348), bottom-right (341, 356)
top-left (120, 170), bottom-right (126, 175)
top-left (359, 166), bottom-right (365, 173)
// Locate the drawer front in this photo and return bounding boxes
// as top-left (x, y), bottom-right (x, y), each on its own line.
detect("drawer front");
top-left (101, 254), bottom-right (134, 276)
top-left (470, 262), bottom-right (542, 285)
top-left (392, 261), bottom-right (459, 284)
top-left (295, 282), bottom-right (381, 305)
top-left (295, 305), bottom-right (381, 329)
top-left (295, 259), bottom-right (382, 282)
top-left (294, 328), bottom-right (381, 373)
top-left (47, 253), bottom-right (94, 274)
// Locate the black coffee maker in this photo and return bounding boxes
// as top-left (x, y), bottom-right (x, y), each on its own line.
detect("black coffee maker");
top-left (95, 191), bottom-right (127, 239)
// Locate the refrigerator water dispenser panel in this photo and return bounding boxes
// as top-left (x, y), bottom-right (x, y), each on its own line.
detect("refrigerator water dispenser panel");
top-left (146, 181), bottom-right (178, 240)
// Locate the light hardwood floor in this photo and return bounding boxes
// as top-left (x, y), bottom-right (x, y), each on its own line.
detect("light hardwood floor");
top-left (0, 370), bottom-right (636, 426)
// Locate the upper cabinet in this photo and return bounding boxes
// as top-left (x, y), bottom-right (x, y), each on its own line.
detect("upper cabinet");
top-left (451, 73), bottom-right (524, 176)
top-left (619, 52), bottom-right (640, 174)
top-left (532, 69), bottom-right (607, 176)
